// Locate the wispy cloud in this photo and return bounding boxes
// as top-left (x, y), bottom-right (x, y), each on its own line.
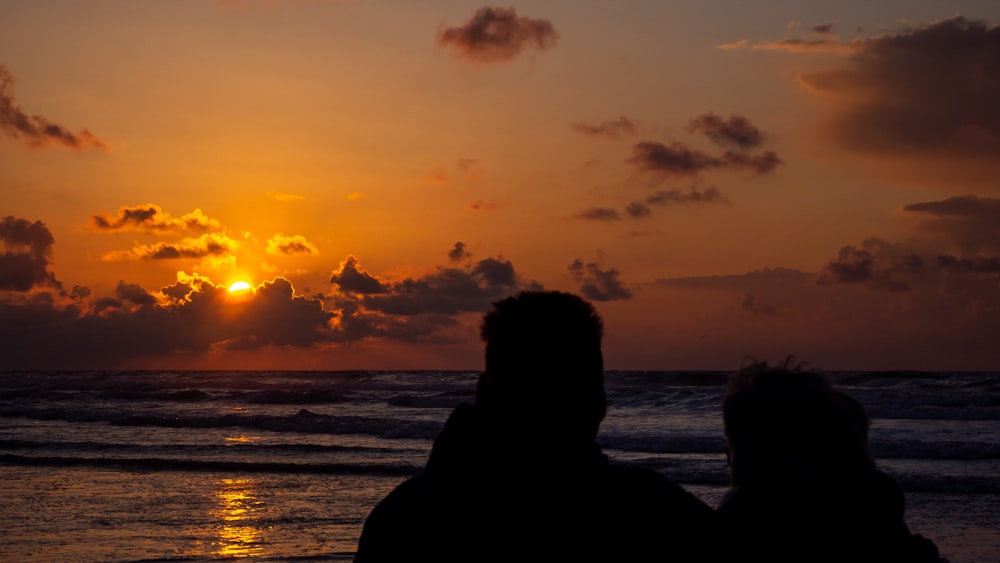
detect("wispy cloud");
top-left (571, 116), bottom-right (640, 139)
top-left (0, 65), bottom-right (108, 151)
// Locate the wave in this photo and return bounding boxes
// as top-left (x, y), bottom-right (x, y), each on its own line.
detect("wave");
top-left (0, 453), bottom-right (419, 476)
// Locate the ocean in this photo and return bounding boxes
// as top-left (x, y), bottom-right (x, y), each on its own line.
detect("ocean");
top-left (1, 370), bottom-right (998, 562)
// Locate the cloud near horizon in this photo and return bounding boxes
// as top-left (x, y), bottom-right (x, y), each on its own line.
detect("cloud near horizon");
top-left (436, 7), bottom-right (559, 64)
top-left (0, 216), bottom-right (60, 291)
top-left (0, 65), bottom-right (108, 151)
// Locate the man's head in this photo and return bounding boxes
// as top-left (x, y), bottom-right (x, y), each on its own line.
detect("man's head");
top-left (722, 360), bottom-right (872, 486)
top-left (475, 291), bottom-right (606, 440)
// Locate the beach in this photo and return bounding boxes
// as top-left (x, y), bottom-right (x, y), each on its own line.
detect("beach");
top-left (2, 370), bottom-right (998, 562)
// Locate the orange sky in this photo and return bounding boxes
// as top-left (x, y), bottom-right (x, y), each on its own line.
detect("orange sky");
top-left (2, 1), bottom-right (999, 370)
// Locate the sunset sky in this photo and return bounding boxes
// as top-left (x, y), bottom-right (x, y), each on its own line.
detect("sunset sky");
top-left (2, 1), bottom-right (999, 370)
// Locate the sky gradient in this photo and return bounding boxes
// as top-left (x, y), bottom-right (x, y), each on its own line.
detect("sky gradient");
top-left (2, 1), bottom-right (999, 370)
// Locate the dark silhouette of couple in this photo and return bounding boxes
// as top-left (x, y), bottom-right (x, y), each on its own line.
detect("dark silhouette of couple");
top-left (355, 291), bottom-right (942, 562)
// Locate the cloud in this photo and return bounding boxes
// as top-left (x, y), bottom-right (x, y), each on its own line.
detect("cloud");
top-left (115, 281), bottom-right (156, 306)
top-left (101, 232), bottom-right (240, 261)
top-left (817, 238), bottom-right (924, 291)
top-left (267, 191), bottom-right (305, 202)
top-left (568, 259), bottom-right (633, 301)
top-left (686, 113), bottom-right (765, 150)
top-left (330, 255), bottom-right (389, 294)
top-left (749, 38), bottom-right (857, 54)
top-left (266, 233), bottom-right (318, 256)
top-left (467, 199), bottom-right (503, 212)
top-left (646, 186), bottom-right (725, 205)
top-left (936, 255), bottom-right (1000, 274)
top-left (576, 207), bottom-right (620, 221)
top-left (0, 216), bottom-right (59, 291)
top-left (436, 7), bottom-right (559, 64)
top-left (358, 256), bottom-right (532, 316)
top-left (423, 168), bottom-right (449, 185)
top-left (653, 267), bottom-right (812, 291)
top-left (902, 195), bottom-right (1000, 253)
top-left (448, 241), bottom-right (472, 262)
top-left (572, 116), bottom-right (639, 139)
top-left (741, 293), bottom-right (777, 315)
top-left (796, 17), bottom-right (1000, 170)
top-left (581, 187), bottom-right (726, 223)
top-left (0, 65), bottom-right (108, 151)
top-left (626, 141), bottom-right (781, 176)
top-left (0, 272), bottom-right (338, 368)
top-left (624, 202), bottom-right (651, 219)
top-left (91, 204), bottom-right (221, 234)
top-left (457, 158), bottom-right (481, 180)
top-left (812, 22), bottom-right (836, 36)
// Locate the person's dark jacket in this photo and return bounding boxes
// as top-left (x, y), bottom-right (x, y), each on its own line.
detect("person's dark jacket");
top-left (717, 467), bottom-right (941, 563)
top-left (355, 403), bottom-right (716, 562)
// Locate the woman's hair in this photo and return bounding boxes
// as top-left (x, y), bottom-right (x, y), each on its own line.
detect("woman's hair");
top-left (722, 359), bottom-right (873, 486)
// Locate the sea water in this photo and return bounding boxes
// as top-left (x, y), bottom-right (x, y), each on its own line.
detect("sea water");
top-left (1, 370), bottom-right (998, 562)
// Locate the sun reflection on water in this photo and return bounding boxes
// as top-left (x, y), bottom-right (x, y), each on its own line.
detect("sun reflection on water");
top-left (213, 477), bottom-right (268, 558)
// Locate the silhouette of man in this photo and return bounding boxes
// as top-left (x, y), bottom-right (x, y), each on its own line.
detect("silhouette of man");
top-left (718, 360), bottom-right (942, 563)
top-left (354, 291), bottom-right (714, 562)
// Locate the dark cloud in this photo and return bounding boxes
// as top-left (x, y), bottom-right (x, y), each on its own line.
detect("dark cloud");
top-left (359, 256), bottom-right (533, 316)
top-left (115, 281), bottom-right (156, 306)
top-left (448, 241), bottom-right (472, 262)
top-left (266, 233), bottom-right (318, 255)
top-left (741, 293), bottom-right (777, 315)
top-left (70, 285), bottom-right (91, 300)
top-left (798, 18), bottom-right (1000, 164)
top-left (467, 200), bottom-right (503, 212)
top-left (576, 207), bottom-right (621, 221)
top-left (812, 22), bottom-right (836, 35)
top-left (330, 255), bottom-right (389, 294)
top-left (686, 113), bottom-right (765, 149)
top-left (0, 216), bottom-right (59, 291)
top-left (0, 65), bottom-right (108, 151)
top-left (653, 267), bottom-right (811, 291)
top-left (818, 238), bottom-right (923, 291)
top-left (626, 141), bottom-right (781, 176)
top-left (568, 259), bottom-right (633, 302)
top-left (626, 141), bottom-right (720, 176)
top-left (646, 187), bottom-right (725, 205)
top-left (591, 187), bottom-right (727, 223)
top-left (902, 195), bottom-right (1000, 253)
top-left (91, 204), bottom-right (220, 233)
top-left (437, 7), bottom-right (559, 64)
top-left (102, 233), bottom-right (240, 261)
top-left (624, 202), bottom-right (651, 219)
top-left (936, 255), bottom-right (1000, 274)
top-left (572, 116), bottom-right (639, 139)
top-left (0, 275), bottom-right (336, 368)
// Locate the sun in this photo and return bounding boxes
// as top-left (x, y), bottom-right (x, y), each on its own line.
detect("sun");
top-left (228, 281), bottom-right (252, 294)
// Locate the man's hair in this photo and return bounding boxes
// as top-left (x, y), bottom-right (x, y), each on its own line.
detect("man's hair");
top-left (476, 291), bottom-right (606, 438)
top-left (722, 359), bottom-right (872, 486)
